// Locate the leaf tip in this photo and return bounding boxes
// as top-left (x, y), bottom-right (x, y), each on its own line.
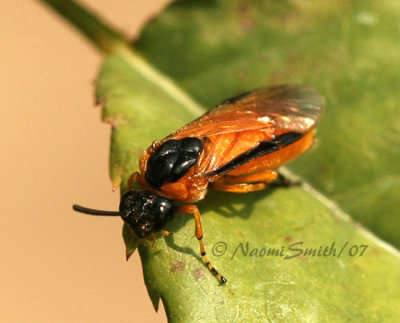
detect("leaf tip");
top-left (148, 289), bottom-right (161, 312)
top-left (122, 223), bottom-right (139, 260)
top-left (110, 174), bottom-right (122, 189)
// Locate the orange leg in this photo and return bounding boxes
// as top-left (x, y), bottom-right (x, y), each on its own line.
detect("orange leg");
top-left (127, 172), bottom-right (147, 190)
top-left (222, 169), bottom-right (278, 184)
top-left (140, 231), bottom-right (172, 249)
top-left (160, 230), bottom-right (173, 236)
top-left (212, 182), bottom-right (267, 193)
top-left (177, 204), bottom-right (227, 284)
top-left (211, 169), bottom-right (278, 193)
top-left (143, 231), bottom-right (173, 248)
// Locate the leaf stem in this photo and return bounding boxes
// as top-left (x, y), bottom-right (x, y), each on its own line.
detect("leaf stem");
top-left (37, 0), bottom-right (126, 54)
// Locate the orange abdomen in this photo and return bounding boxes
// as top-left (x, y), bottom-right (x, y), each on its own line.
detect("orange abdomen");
top-left (223, 130), bottom-right (315, 177)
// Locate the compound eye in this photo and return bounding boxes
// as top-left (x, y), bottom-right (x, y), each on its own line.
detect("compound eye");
top-left (148, 199), bottom-right (174, 232)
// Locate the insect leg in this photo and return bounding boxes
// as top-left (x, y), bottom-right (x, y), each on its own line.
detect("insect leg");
top-left (274, 172), bottom-right (301, 187)
top-left (211, 182), bottom-right (266, 193)
top-left (127, 172), bottom-right (147, 190)
top-left (160, 230), bottom-right (173, 236)
top-left (218, 169), bottom-right (279, 184)
top-left (211, 169), bottom-right (279, 193)
top-left (177, 204), bottom-right (227, 284)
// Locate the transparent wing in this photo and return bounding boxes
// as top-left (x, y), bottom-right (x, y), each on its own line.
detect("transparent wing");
top-left (169, 85), bottom-right (325, 140)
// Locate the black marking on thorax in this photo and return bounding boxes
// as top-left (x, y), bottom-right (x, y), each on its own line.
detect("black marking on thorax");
top-left (206, 132), bottom-right (303, 177)
top-left (145, 138), bottom-right (203, 189)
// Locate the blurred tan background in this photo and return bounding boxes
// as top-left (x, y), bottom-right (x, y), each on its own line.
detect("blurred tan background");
top-left (0, 1), bottom-right (170, 322)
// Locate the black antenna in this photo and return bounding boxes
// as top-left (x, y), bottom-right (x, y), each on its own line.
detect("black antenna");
top-left (73, 204), bottom-right (121, 216)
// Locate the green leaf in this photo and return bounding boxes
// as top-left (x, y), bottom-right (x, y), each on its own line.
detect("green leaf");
top-left (39, 0), bottom-right (400, 321)
top-left (134, 0), bottom-right (400, 248)
top-left (96, 53), bottom-right (400, 321)
top-left (123, 222), bottom-right (139, 260)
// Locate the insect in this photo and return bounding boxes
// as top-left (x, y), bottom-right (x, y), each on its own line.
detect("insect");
top-left (73, 85), bottom-right (324, 284)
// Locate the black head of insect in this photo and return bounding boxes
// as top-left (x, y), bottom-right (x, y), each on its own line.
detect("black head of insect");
top-left (73, 190), bottom-right (175, 238)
